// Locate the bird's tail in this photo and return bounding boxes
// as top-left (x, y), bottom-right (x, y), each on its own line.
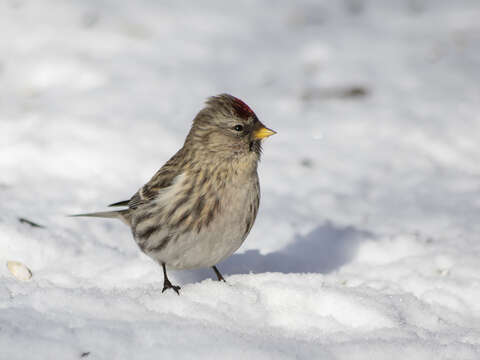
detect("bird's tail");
top-left (70, 210), bottom-right (131, 226)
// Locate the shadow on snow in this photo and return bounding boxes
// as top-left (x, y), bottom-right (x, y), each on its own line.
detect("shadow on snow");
top-left (175, 221), bottom-right (373, 285)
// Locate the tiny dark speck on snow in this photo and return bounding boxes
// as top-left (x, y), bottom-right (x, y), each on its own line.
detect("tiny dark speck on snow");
top-left (18, 217), bottom-right (45, 228)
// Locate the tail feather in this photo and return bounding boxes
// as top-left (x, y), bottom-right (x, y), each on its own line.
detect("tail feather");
top-left (70, 210), bottom-right (131, 226)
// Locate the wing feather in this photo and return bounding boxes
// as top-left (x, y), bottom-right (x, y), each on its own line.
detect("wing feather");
top-left (108, 200), bottom-right (130, 207)
top-left (125, 149), bottom-right (186, 209)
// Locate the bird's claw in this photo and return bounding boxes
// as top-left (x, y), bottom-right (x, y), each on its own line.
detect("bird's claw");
top-left (162, 279), bottom-right (181, 295)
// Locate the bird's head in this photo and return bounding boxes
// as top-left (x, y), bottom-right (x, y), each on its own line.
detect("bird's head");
top-left (186, 94), bottom-right (276, 160)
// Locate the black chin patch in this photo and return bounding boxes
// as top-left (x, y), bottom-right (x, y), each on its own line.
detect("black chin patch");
top-left (249, 140), bottom-right (262, 155)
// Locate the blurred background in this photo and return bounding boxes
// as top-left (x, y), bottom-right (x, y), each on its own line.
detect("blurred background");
top-left (2, 2), bottom-right (480, 356)
top-left (1, 0), bottom-right (479, 273)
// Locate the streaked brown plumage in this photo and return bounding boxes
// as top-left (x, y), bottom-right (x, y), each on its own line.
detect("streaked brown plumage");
top-left (74, 94), bottom-right (275, 294)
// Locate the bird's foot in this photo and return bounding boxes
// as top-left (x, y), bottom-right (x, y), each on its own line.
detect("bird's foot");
top-left (212, 266), bottom-right (226, 282)
top-left (162, 279), bottom-right (181, 295)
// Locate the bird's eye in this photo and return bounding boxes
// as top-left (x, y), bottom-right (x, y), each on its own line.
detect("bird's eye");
top-left (233, 125), bottom-right (244, 132)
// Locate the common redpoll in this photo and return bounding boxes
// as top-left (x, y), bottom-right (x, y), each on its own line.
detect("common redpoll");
top-left (74, 94), bottom-right (275, 294)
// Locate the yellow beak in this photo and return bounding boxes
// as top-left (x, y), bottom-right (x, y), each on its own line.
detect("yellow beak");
top-left (253, 125), bottom-right (276, 140)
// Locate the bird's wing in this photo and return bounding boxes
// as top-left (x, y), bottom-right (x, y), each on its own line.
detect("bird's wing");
top-left (121, 149), bottom-right (186, 210)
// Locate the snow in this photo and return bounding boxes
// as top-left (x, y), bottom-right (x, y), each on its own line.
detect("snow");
top-left (1, 0), bottom-right (480, 358)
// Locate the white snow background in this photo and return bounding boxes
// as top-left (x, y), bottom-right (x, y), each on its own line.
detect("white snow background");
top-left (1, 0), bottom-right (480, 359)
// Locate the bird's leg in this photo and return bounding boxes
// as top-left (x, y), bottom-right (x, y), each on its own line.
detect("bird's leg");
top-left (212, 265), bottom-right (226, 282)
top-left (161, 263), bottom-right (181, 295)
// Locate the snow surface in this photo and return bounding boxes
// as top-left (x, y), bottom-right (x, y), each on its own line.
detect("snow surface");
top-left (1, 0), bottom-right (480, 358)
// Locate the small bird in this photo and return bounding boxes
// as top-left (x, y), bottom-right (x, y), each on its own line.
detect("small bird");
top-left (74, 94), bottom-right (275, 294)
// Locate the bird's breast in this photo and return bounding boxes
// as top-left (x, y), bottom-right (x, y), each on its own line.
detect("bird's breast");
top-left (132, 167), bottom-right (260, 269)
